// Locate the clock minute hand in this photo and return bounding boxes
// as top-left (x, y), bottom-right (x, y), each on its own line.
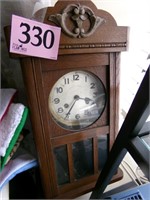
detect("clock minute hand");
top-left (65, 98), bottom-right (77, 119)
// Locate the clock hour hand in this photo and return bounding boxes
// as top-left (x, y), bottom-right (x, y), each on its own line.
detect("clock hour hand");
top-left (79, 97), bottom-right (94, 104)
top-left (85, 97), bottom-right (95, 104)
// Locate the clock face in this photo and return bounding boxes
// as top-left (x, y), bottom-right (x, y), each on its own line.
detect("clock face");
top-left (48, 70), bottom-right (106, 131)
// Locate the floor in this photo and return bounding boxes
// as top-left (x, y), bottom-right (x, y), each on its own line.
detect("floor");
top-left (75, 153), bottom-right (146, 199)
top-left (1, 153), bottom-right (148, 199)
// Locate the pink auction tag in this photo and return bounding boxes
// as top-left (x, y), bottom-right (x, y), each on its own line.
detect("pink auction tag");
top-left (10, 15), bottom-right (61, 60)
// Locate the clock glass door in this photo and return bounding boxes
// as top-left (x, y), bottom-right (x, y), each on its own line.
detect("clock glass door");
top-left (48, 70), bottom-right (106, 131)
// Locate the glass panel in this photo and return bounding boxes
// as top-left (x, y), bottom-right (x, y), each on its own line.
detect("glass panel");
top-left (53, 145), bottom-right (69, 185)
top-left (98, 134), bottom-right (108, 170)
top-left (72, 138), bottom-right (93, 179)
top-left (139, 118), bottom-right (150, 150)
top-left (141, 134), bottom-right (150, 150)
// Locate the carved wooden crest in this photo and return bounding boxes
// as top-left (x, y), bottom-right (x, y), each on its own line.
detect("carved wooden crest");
top-left (48, 3), bottom-right (105, 38)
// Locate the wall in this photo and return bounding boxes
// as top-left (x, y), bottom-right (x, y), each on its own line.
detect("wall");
top-left (93, 0), bottom-right (150, 124)
top-left (1, 0), bottom-right (52, 103)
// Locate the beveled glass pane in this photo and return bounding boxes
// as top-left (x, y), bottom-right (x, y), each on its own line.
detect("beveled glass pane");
top-left (98, 134), bottom-right (108, 170)
top-left (53, 145), bottom-right (69, 185)
top-left (72, 138), bottom-right (93, 179)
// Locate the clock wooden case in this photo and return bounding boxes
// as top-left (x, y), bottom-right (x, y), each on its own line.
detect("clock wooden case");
top-left (6, 0), bottom-right (128, 198)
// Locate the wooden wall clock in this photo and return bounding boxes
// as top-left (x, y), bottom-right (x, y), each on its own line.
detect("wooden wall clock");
top-left (6, 0), bottom-right (128, 198)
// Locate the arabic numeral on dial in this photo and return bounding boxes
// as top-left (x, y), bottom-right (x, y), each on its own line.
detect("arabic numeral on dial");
top-left (56, 87), bottom-right (63, 93)
top-left (73, 74), bottom-right (79, 81)
top-left (58, 107), bottom-right (63, 113)
top-left (65, 114), bottom-right (69, 119)
top-left (93, 92), bottom-right (98, 98)
top-left (54, 98), bottom-right (60, 104)
top-left (64, 78), bottom-right (69, 84)
top-left (90, 83), bottom-right (96, 89)
top-left (75, 114), bottom-right (80, 119)
top-left (85, 76), bottom-right (88, 82)
top-left (84, 110), bottom-right (92, 116)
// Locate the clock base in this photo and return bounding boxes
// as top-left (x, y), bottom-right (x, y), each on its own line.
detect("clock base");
top-left (54, 168), bottom-right (123, 199)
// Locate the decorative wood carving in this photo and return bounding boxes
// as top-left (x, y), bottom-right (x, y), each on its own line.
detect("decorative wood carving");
top-left (60, 42), bottom-right (127, 49)
top-left (48, 3), bottom-right (105, 38)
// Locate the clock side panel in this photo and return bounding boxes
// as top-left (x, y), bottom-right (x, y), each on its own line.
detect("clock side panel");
top-left (20, 58), bottom-right (59, 198)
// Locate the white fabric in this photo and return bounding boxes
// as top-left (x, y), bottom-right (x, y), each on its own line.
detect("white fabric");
top-left (0, 103), bottom-right (25, 157)
top-left (0, 88), bottom-right (16, 121)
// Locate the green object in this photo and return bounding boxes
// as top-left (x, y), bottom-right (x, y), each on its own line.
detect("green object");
top-left (0, 107), bottom-right (28, 171)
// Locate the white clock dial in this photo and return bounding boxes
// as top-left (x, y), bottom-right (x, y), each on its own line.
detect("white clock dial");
top-left (48, 70), bottom-right (106, 131)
